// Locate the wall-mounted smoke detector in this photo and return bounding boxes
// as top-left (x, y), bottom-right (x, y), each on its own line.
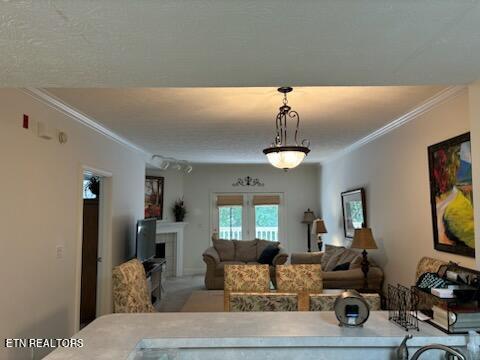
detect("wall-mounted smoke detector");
top-left (37, 121), bottom-right (53, 140)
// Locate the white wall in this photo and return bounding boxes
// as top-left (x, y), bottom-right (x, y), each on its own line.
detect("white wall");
top-left (319, 90), bottom-right (477, 289)
top-left (146, 168), bottom-right (185, 222)
top-left (181, 164), bottom-right (319, 274)
top-left (469, 81), bottom-right (480, 267)
top-left (0, 89), bottom-right (145, 359)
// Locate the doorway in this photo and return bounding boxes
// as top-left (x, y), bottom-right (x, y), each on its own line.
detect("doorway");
top-left (80, 173), bottom-right (101, 329)
top-left (75, 167), bottom-right (113, 332)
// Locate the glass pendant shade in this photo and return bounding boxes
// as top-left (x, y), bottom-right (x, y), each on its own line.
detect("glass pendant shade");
top-left (263, 87), bottom-right (311, 170)
top-left (264, 146), bottom-right (309, 170)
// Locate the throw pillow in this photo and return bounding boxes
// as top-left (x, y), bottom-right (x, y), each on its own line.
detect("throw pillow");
top-left (337, 248), bottom-right (361, 265)
top-left (212, 239), bottom-right (235, 261)
top-left (321, 245), bottom-right (345, 269)
top-left (258, 245), bottom-right (280, 265)
top-left (324, 246), bottom-right (347, 271)
top-left (234, 239), bottom-right (258, 262)
top-left (256, 239), bottom-right (279, 258)
top-left (332, 262), bottom-right (350, 271)
top-left (350, 255), bottom-right (362, 269)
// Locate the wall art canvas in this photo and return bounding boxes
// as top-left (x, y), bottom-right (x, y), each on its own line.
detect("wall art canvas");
top-left (341, 188), bottom-right (367, 238)
top-left (145, 176), bottom-right (164, 219)
top-left (428, 132), bottom-right (474, 257)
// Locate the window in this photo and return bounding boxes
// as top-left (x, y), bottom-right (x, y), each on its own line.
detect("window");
top-left (213, 193), bottom-right (282, 242)
top-left (219, 206), bottom-right (242, 240)
top-left (216, 195), bottom-right (244, 240)
top-left (252, 194), bottom-right (280, 241)
top-left (254, 204), bottom-right (279, 241)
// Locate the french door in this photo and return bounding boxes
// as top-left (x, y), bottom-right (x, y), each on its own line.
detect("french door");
top-left (213, 193), bottom-right (283, 242)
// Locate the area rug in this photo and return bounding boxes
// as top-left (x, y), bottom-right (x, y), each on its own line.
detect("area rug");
top-left (180, 290), bottom-right (224, 312)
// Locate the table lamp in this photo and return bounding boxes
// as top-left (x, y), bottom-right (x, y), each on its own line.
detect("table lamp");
top-left (351, 227), bottom-right (377, 289)
top-left (301, 209), bottom-right (316, 252)
top-left (312, 219), bottom-right (327, 251)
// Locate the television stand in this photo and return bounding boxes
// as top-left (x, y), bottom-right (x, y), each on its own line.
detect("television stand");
top-left (143, 258), bottom-right (166, 306)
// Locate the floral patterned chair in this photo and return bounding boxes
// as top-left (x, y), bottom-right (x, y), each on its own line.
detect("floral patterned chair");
top-left (414, 256), bottom-right (447, 311)
top-left (112, 258), bottom-right (156, 313)
top-left (276, 264), bottom-right (323, 310)
top-left (224, 264), bottom-right (271, 311)
top-left (309, 292), bottom-right (381, 311)
top-left (229, 292), bottom-right (299, 312)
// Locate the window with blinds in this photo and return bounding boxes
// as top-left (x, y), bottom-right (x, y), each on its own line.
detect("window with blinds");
top-left (217, 195), bottom-right (243, 240)
top-left (214, 193), bottom-right (282, 241)
top-left (252, 195), bottom-right (280, 241)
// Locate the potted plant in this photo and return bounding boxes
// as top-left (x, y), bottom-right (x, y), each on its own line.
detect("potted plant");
top-left (172, 198), bottom-right (187, 222)
top-left (85, 176), bottom-right (100, 197)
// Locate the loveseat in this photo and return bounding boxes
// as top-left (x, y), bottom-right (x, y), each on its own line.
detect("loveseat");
top-left (203, 238), bottom-right (288, 290)
top-left (291, 245), bottom-right (384, 291)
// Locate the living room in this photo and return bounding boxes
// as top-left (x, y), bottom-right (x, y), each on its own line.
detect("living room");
top-left (2, 2), bottom-right (480, 360)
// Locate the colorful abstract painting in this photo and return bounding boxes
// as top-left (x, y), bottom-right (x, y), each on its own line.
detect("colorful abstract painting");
top-left (428, 133), bottom-right (474, 258)
top-left (145, 176), bottom-right (164, 219)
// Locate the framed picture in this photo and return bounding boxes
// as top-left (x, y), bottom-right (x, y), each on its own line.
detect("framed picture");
top-left (341, 188), bottom-right (367, 238)
top-left (428, 132), bottom-right (474, 258)
top-left (145, 176), bottom-right (164, 219)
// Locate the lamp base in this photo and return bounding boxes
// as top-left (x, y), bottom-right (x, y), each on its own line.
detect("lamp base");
top-left (361, 249), bottom-right (370, 289)
top-left (317, 235), bottom-right (323, 252)
top-left (307, 224), bottom-right (311, 252)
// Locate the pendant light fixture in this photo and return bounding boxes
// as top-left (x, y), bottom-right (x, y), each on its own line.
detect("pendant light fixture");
top-left (263, 87), bottom-right (310, 170)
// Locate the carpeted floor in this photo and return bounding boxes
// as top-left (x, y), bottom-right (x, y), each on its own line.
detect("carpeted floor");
top-left (180, 290), bottom-right (224, 312)
top-left (156, 274), bottom-right (221, 312)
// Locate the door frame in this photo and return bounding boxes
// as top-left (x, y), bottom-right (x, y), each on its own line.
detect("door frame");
top-left (74, 164), bottom-right (113, 333)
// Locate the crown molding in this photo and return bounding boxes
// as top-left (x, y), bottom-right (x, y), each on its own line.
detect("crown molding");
top-left (21, 87), bottom-right (151, 158)
top-left (322, 85), bottom-right (466, 164)
top-left (21, 86), bottom-right (466, 167)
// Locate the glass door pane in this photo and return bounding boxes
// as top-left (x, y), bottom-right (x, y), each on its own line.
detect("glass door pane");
top-left (218, 206), bottom-right (242, 240)
top-left (254, 205), bottom-right (279, 241)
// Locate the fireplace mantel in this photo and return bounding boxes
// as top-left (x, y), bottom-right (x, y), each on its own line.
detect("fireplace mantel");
top-left (156, 221), bottom-right (187, 277)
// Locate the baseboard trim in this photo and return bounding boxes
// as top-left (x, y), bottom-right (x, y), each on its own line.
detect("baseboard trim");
top-left (183, 268), bottom-right (205, 276)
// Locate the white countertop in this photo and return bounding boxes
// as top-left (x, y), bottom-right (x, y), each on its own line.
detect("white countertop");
top-left (45, 311), bottom-right (467, 360)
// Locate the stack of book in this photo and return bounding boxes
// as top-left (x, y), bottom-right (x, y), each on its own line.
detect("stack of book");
top-left (432, 305), bottom-right (480, 333)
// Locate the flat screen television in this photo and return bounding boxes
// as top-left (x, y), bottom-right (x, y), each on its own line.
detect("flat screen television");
top-left (136, 218), bottom-right (156, 262)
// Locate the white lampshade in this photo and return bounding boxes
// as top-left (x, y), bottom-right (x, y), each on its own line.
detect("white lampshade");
top-left (266, 150), bottom-right (306, 170)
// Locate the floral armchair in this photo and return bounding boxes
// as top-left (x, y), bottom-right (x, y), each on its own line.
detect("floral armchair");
top-left (229, 292), bottom-right (299, 312)
top-left (112, 258), bottom-right (156, 313)
top-left (276, 264), bottom-right (323, 293)
top-left (224, 264), bottom-right (271, 311)
top-left (309, 293), bottom-right (381, 311)
top-left (415, 256), bottom-right (447, 311)
top-left (276, 264), bottom-right (323, 310)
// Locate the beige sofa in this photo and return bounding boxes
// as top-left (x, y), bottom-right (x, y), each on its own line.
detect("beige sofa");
top-left (291, 245), bottom-right (384, 291)
top-left (203, 239), bottom-right (289, 290)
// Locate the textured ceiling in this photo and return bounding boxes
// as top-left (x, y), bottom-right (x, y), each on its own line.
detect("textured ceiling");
top-left (47, 86), bottom-right (445, 163)
top-left (1, 1), bottom-right (480, 87)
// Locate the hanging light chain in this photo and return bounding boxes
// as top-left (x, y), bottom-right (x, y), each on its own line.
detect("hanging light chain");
top-left (273, 90), bottom-right (303, 146)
